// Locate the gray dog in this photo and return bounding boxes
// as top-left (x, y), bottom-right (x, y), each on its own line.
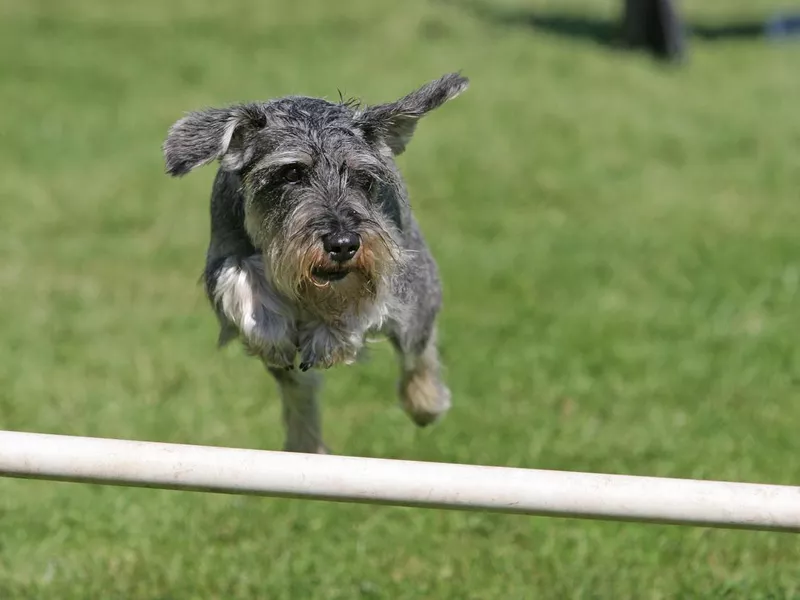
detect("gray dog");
top-left (162, 72), bottom-right (469, 453)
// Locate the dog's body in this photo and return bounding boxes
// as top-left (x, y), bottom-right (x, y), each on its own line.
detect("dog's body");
top-left (163, 73), bottom-right (468, 453)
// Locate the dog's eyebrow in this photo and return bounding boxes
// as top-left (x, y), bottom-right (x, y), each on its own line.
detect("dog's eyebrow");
top-left (256, 151), bottom-right (314, 170)
top-left (344, 149), bottom-right (385, 173)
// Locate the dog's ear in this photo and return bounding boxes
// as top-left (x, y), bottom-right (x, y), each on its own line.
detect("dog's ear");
top-left (354, 72), bottom-right (469, 156)
top-left (163, 104), bottom-right (266, 176)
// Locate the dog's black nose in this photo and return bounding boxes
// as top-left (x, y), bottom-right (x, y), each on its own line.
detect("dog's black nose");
top-left (322, 232), bottom-right (360, 262)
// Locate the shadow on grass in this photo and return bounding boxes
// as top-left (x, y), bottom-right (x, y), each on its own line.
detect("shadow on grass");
top-left (442, 0), bottom-right (765, 50)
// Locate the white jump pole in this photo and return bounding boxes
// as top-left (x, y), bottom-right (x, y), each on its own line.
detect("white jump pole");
top-left (1, 430), bottom-right (798, 532)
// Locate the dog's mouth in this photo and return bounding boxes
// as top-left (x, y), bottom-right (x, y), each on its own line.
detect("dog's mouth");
top-left (311, 267), bottom-right (351, 285)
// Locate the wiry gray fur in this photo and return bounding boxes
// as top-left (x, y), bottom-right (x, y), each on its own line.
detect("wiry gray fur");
top-left (163, 73), bottom-right (469, 453)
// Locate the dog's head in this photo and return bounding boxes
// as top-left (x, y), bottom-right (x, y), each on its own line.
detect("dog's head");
top-left (163, 73), bottom-right (468, 313)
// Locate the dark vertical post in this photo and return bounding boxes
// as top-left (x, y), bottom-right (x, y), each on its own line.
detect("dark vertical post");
top-left (622, 0), bottom-right (687, 62)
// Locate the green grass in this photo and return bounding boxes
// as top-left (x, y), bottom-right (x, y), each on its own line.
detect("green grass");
top-left (2, 0), bottom-right (800, 597)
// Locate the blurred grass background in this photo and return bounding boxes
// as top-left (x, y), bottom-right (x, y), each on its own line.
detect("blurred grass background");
top-left (1, 0), bottom-right (800, 597)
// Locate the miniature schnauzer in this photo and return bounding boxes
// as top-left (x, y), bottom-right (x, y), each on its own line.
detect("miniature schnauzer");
top-left (162, 72), bottom-right (469, 453)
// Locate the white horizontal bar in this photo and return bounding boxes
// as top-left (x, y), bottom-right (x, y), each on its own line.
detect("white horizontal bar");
top-left (1, 430), bottom-right (798, 532)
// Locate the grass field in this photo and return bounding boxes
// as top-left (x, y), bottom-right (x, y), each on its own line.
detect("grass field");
top-left (2, 0), bottom-right (800, 597)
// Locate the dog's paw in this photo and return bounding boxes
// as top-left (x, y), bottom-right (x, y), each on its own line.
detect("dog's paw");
top-left (298, 349), bottom-right (334, 372)
top-left (298, 341), bottom-right (358, 371)
top-left (399, 370), bottom-right (451, 427)
top-left (298, 356), bottom-right (316, 372)
top-left (243, 336), bottom-right (297, 370)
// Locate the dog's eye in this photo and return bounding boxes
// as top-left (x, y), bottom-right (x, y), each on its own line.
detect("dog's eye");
top-left (282, 166), bottom-right (302, 183)
top-left (351, 169), bottom-right (374, 191)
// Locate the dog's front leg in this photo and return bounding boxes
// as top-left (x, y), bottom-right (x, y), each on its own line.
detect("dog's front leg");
top-left (387, 323), bottom-right (451, 428)
top-left (210, 256), bottom-right (298, 368)
top-left (265, 365), bottom-right (328, 454)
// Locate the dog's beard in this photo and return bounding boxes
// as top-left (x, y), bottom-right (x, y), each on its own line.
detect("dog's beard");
top-left (265, 224), bottom-right (403, 323)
